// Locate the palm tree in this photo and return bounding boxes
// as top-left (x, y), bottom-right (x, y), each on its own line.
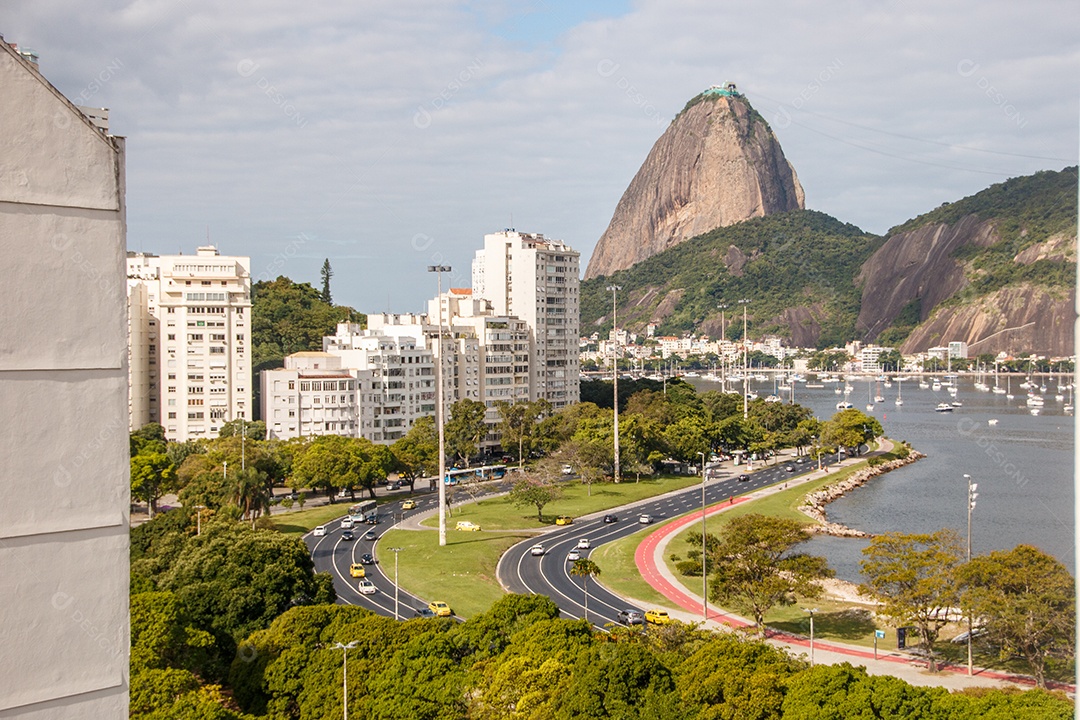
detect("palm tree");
top-left (570, 558), bottom-right (602, 624)
top-left (234, 467), bottom-right (269, 522)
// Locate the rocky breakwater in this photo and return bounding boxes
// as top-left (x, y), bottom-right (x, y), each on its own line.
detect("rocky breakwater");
top-left (799, 447), bottom-right (926, 537)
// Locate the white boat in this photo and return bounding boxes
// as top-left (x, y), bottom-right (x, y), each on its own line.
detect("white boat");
top-left (919, 381), bottom-right (930, 389)
top-left (932, 381), bottom-right (942, 391)
top-left (895, 382), bottom-right (904, 406)
top-left (1026, 394), bottom-right (1045, 407)
top-left (987, 418), bottom-right (998, 425)
top-left (764, 394), bottom-right (781, 403)
top-left (934, 403), bottom-right (954, 412)
top-left (951, 401), bottom-right (963, 407)
top-left (836, 401), bottom-right (854, 410)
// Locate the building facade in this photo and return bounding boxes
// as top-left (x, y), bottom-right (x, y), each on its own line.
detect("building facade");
top-left (1, 38), bottom-right (129, 717)
top-left (261, 352), bottom-right (361, 440)
top-left (127, 246), bottom-right (252, 441)
top-left (472, 230), bottom-right (580, 409)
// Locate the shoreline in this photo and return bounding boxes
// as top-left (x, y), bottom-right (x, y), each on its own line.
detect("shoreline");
top-left (798, 444), bottom-right (926, 538)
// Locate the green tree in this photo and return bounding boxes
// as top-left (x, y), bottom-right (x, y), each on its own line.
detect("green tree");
top-left (392, 416), bottom-right (439, 491)
top-left (821, 408), bottom-right (882, 455)
top-left (508, 472), bottom-right (564, 522)
top-left (958, 544), bottom-right (1076, 688)
top-left (445, 398), bottom-right (488, 466)
top-left (859, 529), bottom-right (964, 671)
top-left (707, 514), bottom-right (833, 637)
top-left (217, 419), bottom-right (266, 441)
top-left (131, 450), bottom-right (177, 519)
top-left (496, 398), bottom-right (552, 467)
top-left (320, 258), bottom-right (333, 304)
top-left (570, 558), bottom-right (602, 624)
top-left (290, 435), bottom-right (360, 500)
top-left (232, 466), bottom-right (270, 522)
top-left (661, 415), bottom-right (711, 463)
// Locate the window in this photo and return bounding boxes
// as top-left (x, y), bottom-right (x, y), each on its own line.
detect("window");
top-left (167, 412), bottom-right (176, 419)
top-left (288, 380), bottom-right (295, 390)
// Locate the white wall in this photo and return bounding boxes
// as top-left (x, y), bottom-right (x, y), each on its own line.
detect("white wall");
top-left (0, 44), bottom-right (129, 717)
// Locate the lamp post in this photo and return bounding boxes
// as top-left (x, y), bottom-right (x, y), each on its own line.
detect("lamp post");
top-left (697, 450), bottom-right (707, 622)
top-left (388, 546), bottom-right (404, 620)
top-left (738, 299), bottom-right (750, 419)
top-left (428, 265), bottom-right (451, 547)
top-left (717, 303), bottom-right (728, 393)
top-left (333, 641), bottom-right (359, 720)
top-left (194, 505), bottom-right (205, 536)
top-left (803, 608), bottom-right (817, 666)
top-left (607, 285), bottom-right (622, 483)
top-left (965, 473), bottom-right (978, 675)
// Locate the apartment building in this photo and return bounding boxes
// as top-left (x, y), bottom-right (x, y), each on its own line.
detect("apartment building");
top-left (1, 38), bottom-right (129, 717)
top-left (127, 246), bottom-right (252, 441)
top-left (472, 230), bottom-right (580, 409)
top-left (261, 352), bottom-right (361, 440)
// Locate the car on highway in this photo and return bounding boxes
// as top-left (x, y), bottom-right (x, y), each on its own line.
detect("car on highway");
top-left (555, 516), bottom-right (573, 526)
top-left (428, 601), bottom-right (452, 617)
top-left (530, 544), bottom-right (546, 556)
top-left (603, 514), bottom-right (618, 524)
top-left (341, 530), bottom-right (355, 541)
top-left (738, 474), bottom-right (750, 482)
top-left (638, 514), bottom-right (652, 524)
top-left (359, 553), bottom-right (375, 565)
top-left (644, 609), bottom-right (672, 625)
top-left (313, 525), bottom-right (327, 537)
top-left (795, 456), bottom-right (808, 464)
top-left (576, 538), bottom-right (591, 549)
top-left (455, 520), bottom-right (481, 532)
top-left (401, 499), bottom-right (417, 510)
top-left (357, 579), bottom-right (377, 595)
top-left (389, 481), bottom-right (401, 490)
top-left (340, 516), bottom-right (354, 529)
top-left (349, 563), bottom-right (366, 578)
top-left (413, 607), bottom-right (436, 618)
top-left (617, 609), bottom-right (644, 625)
top-left (566, 550), bottom-right (581, 562)
top-left (561, 464), bottom-right (574, 475)
top-left (363, 530), bottom-right (377, 541)
top-left (784, 465), bottom-right (796, 473)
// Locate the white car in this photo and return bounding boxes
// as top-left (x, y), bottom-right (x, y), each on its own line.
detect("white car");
top-left (561, 464), bottom-right (574, 475)
top-left (340, 516), bottom-right (354, 529)
top-left (638, 514), bottom-right (652, 525)
top-left (313, 525), bottom-right (327, 537)
top-left (576, 538), bottom-right (591, 549)
top-left (566, 550), bottom-right (581, 562)
top-left (357, 579), bottom-right (377, 595)
top-left (530, 544), bottom-right (546, 557)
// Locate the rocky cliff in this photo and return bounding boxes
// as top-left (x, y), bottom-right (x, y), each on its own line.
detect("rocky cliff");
top-left (584, 88), bottom-right (804, 280)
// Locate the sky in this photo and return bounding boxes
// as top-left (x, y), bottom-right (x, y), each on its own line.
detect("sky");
top-left (5, 0), bottom-right (1078, 313)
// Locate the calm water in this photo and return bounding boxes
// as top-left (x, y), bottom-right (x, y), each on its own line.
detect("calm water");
top-left (687, 374), bottom-right (1075, 581)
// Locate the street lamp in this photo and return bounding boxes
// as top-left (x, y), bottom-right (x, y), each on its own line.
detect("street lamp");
top-left (965, 473), bottom-right (978, 676)
top-left (803, 608), bottom-right (817, 666)
top-left (717, 303), bottom-right (728, 392)
top-left (738, 299), bottom-right (750, 419)
top-left (194, 505), bottom-right (205, 536)
top-left (388, 546), bottom-right (404, 620)
top-left (608, 285), bottom-right (622, 483)
top-left (697, 450), bottom-right (707, 622)
top-left (428, 265), bottom-right (451, 547)
top-left (333, 641), bottom-right (359, 720)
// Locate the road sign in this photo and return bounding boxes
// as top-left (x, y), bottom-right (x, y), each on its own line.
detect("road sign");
top-left (875, 630), bottom-right (885, 639)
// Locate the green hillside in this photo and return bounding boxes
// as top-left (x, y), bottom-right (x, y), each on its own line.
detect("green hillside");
top-left (581, 210), bottom-right (883, 348)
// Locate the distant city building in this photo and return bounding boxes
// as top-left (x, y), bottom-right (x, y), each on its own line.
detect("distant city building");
top-left (127, 246), bottom-right (252, 441)
top-left (948, 341), bottom-right (969, 360)
top-left (261, 352), bottom-right (361, 440)
top-left (859, 345), bottom-right (884, 373)
top-left (927, 346), bottom-right (950, 362)
top-left (473, 230), bottom-right (580, 409)
top-left (2, 38), bottom-right (129, 717)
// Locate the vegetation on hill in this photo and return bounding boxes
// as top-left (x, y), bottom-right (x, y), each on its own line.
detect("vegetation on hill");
top-left (581, 210), bottom-right (882, 347)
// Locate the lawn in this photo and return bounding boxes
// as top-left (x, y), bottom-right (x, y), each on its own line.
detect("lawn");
top-left (269, 503), bottom-right (354, 537)
top-left (375, 528), bottom-right (532, 619)
top-left (589, 528), bottom-right (672, 610)
top-left (423, 474), bottom-right (705, 532)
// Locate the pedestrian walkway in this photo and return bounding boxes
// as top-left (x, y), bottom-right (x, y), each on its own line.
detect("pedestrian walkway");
top-left (632, 444), bottom-right (1072, 693)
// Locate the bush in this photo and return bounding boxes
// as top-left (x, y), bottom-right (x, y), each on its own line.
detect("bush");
top-left (676, 559), bottom-right (703, 576)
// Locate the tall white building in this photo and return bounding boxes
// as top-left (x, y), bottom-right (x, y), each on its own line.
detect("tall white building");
top-left (472, 230), bottom-right (580, 409)
top-left (127, 246), bottom-right (252, 441)
top-left (1, 38), bottom-right (129, 717)
top-left (261, 352), bottom-right (361, 440)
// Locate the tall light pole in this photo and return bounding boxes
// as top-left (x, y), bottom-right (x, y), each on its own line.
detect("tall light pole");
top-left (428, 265), bottom-right (451, 546)
top-left (803, 608), bottom-right (817, 666)
top-left (697, 450), bottom-right (708, 622)
top-left (388, 546), bottom-right (404, 620)
top-left (607, 285), bottom-right (622, 483)
top-left (965, 473), bottom-right (978, 676)
top-left (717, 303), bottom-right (728, 393)
top-left (195, 505), bottom-right (205, 536)
top-left (333, 641), bottom-right (359, 720)
top-left (738, 299), bottom-right (750, 419)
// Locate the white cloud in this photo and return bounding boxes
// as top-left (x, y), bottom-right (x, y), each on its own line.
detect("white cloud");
top-left (5, 0), bottom-right (1076, 312)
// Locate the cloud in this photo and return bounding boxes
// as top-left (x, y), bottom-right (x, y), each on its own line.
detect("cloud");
top-left (5, 0), bottom-right (1076, 313)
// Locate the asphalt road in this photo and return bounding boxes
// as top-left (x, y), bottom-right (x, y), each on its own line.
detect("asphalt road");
top-left (305, 453), bottom-right (848, 624)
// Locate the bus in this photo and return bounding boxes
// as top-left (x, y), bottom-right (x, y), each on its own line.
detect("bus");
top-left (444, 465), bottom-right (508, 486)
top-left (443, 469), bottom-right (474, 486)
top-left (349, 500), bottom-right (378, 523)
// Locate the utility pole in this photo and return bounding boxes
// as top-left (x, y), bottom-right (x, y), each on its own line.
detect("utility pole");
top-left (965, 473), bottom-right (978, 675)
top-left (739, 299), bottom-right (750, 419)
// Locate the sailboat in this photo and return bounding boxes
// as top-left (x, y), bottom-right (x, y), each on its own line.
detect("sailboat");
top-left (866, 380), bottom-right (875, 411)
top-left (874, 378), bottom-right (885, 403)
top-left (1006, 375), bottom-right (1014, 400)
top-left (895, 380), bottom-right (904, 406)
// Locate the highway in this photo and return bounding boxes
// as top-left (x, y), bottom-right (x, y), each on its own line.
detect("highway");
top-left (305, 453), bottom-right (846, 624)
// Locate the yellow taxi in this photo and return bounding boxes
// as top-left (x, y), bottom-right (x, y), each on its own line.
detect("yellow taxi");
top-left (428, 601), bottom-right (452, 617)
top-left (644, 609), bottom-right (672, 625)
top-left (402, 499), bottom-right (417, 510)
top-left (555, 516), bottom-right (574, 526)
top-left (349, 563), bottom-right (366, 578)
top-left (455, 520), bottom-right (481, 532)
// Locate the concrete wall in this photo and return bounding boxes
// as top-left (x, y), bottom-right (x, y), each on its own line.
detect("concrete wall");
top-left (0, 43), bottom-right (129, 717)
